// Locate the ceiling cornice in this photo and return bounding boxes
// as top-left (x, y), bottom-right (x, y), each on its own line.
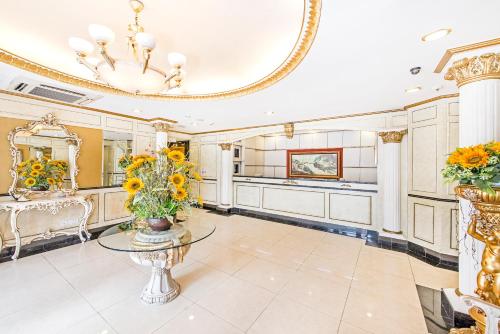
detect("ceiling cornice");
top-left (0, 0), bottom-right (321, 101)
top-left (403, 93), bottom-right (459, 110)
top-left (434, 37), bottom-right (500, 73)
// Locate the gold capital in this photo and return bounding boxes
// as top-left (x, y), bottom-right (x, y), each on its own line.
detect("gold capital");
top-left (151, 121), bottom-right (170, 133)
top-left (219, 143), bottom-right (232, 151)
top-left (379, 130), bottom-right (407, 144)
top-left (445, 52), bottom-right (500, 87)
top-left (284, 123), bottom-right (294, 139)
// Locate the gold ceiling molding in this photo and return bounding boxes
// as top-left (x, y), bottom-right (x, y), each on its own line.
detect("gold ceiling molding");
top-left (445, 52), bottom-right (500, 87)
top-left (403, 93), bottom-right (459, 110)
top-left (434, 37), bottom-right (500, 74)
top-left (0, 0), bottom-right (321, 101)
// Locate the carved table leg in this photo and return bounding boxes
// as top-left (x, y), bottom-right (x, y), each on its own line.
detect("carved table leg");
top-left (9, 208), bottom-right (22, 260)
top-left (79, 198), bottom-right (93, 242)
top-left (129, 245), bottom-right (190, 305)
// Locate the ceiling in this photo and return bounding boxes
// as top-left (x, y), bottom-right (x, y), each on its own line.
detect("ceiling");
top-left (1, 0), bottom-right (500, 133)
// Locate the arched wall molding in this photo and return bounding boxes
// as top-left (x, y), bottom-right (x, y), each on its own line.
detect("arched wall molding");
top-left (0, 0), bottom-right (321, 101)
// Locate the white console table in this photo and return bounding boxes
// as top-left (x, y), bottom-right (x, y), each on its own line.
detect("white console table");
top-left (0, 194), bottom-right (93, 260)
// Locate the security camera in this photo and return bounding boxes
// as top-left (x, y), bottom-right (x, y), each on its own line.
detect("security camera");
top-left (410, 67), bottom-right (421, 75)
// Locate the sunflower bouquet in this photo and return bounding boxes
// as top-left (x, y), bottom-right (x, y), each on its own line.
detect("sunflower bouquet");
top-left (442, 142), bottom-right (500, 194)
top-left (16, 158), bottom-right (68, 191)
top-left (120, 148), bottom-right (203, 231)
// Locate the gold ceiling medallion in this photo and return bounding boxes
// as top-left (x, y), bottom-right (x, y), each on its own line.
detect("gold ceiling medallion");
top-left (0, 0), bottom-right (321, 100)
top-left (445, 53), bottom-right (500, 87)
top-left (378, 130), bottom-right (407, 144)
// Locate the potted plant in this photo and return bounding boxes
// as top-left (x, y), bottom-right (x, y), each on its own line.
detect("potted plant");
top-left (16, 158), bottom-right (68, 191)
top-left (120, 148), bottom-right (203, 231)
top-left (442, 141), bottom-right (500, 196)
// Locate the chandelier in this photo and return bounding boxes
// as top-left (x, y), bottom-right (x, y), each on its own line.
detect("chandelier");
top-left (68, 0), bottom-right (186, 94)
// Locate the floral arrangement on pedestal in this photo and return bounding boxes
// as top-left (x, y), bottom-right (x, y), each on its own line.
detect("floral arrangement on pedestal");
top-left (442, 142), bottom-right (500, 194)
top-left (16, 158), bottom-right (68, 191)
top-left (120, 148), bottom-right (203, 231)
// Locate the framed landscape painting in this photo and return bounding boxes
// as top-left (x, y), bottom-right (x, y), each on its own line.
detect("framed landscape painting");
top-left (286, 148), bottom-right (343, 179)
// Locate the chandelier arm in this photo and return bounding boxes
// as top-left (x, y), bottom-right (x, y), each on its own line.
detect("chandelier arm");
top-left (142, 48), bottom-right (151, 74)
top-left (76, 56), bottom-right (99, 78)
top-left (97, 42), bottom-right (115, 71)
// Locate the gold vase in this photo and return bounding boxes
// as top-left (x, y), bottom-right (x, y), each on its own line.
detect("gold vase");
top-left (454, 185), bottom-right (500, 334)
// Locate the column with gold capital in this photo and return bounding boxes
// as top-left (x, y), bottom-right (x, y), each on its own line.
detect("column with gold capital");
top-left (378, 129), bottom-right (407, 234)
top-left (445, 52), bottom-right (500, 298)
top-left (150, 120), bottom-right (173, 151)
top-left (218, 143), bottom-right (233, 209)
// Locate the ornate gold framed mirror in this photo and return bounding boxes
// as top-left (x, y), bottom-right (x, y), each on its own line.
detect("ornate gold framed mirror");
top-left (7, 113), bottom-right (82, 200)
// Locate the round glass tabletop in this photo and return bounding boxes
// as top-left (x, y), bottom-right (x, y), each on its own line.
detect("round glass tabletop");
top-left (97, 219), bottom-right (216, 253)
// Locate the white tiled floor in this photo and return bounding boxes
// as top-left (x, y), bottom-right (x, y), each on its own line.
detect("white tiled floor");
top-left (0, 209), bottom-right (458, 334)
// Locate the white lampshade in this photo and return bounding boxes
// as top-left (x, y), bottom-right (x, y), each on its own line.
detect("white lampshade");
top-left (136, 32), bottom-right (156, 49)
top-left (88, 24), bottom-right (115, 44)
top-left (167, 52), bottom-right (186, 67)
top-left (68, 37), bottom-right (94, 55)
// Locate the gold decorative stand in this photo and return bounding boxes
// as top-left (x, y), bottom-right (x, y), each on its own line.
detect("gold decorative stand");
top-left (452, 185), bottom-right (500, 334)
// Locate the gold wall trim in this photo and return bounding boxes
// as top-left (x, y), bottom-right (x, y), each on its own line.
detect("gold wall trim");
top-left (434, 37), bottom-right (500, 73)
top-left (403, 94), bottom-right (459, 110)
top-left (0, 0), bottom-right (321, 101)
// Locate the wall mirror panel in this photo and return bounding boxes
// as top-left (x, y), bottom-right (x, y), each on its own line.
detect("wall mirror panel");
top-left (8, 113), bottom-right (81, 200)
top-left (103, 131), bottom-right (133, 187)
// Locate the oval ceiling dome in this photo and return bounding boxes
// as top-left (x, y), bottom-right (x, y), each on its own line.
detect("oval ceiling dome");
top-left (0, 0), bottom-right (321, 99)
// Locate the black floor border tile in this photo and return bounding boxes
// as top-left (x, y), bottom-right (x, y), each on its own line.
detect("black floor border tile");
top-left (229, 207), bottom-right (458, 271)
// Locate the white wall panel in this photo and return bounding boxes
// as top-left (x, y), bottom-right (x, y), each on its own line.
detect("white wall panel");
top-left (413, 203), bottom-right (435, 244)
top-left (263, 187), bottom-right (325, 217)
top-left (235, 185), bottom-right (260, 208)
top-left (412, 125), bottom-right (437, 193)
top-left (343, 148), bottom-right (360, 167)
top-left (200, 144), bottom-right (217, 179)
top-left (412, 106), bottom-right (437, 123)
top-left (264, 136), bottom-right (276, 150)
top-left (342, 131), bottom-right (361, 147)
top-left (330, 193), bottom-right (371, 225)
top-left (200, 181), bottom-right (217, 203)
top-left (327, 131), bottom-right (343, 147)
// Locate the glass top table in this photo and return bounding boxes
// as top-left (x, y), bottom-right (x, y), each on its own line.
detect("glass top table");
top-left (97, 219), bottom-right (215, 305)
top-left (97, 219), bottom-right (216, 252)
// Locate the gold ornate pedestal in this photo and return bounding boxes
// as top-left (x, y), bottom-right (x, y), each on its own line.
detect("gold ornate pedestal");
top-left (453, 185), bottom-right (500, 334)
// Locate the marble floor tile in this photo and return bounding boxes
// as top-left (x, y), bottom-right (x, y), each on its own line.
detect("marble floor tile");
top-left (409, 256), bottom-right (459, 290)
top-left (254, 243), bottom-right (310, 269)
top-left (100, 294), bottom-right (192, 334)
top-left (355, 246), bottom-right (413, 280)
top-left (234, 258), bottom-right (296, 293)
top-left (338, 322), bottom-right (374, 334)
top-left (301, 253), bottom-right (358, 278)
top-left (154, 304), bottom-right (243, 334)
top-left (230, 236), bottom-right (276, 256)
top-left (56, 314), bottom-right (117, 334)
top-left (42, 241), bottom-right (112, 270)
top-left (0, 254), bottom-right (56, 288)
top-left (279, 270), bottom-right (350, 318)
top-left (199, 246), bottom-right (255, 274)
top-left (248, 296), bottom-right (340, 334)
top-left (175, 261), bottom-right (231, 302)
top-left (274, 234), bottom-right (320, 253)
top-left (197, 276), bottom-right (275, 331)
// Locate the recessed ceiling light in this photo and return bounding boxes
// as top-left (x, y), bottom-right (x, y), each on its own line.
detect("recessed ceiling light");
top-left (265, 111), bottom-right (275, 116)
top-left (421, 28), bottom-right (452, 42)
top-left (133, 108), bottom-right (142, 113)
top-left (191, 122), bottom-right (198, 126)
top-left (405, 86), bottom-right (421, 93)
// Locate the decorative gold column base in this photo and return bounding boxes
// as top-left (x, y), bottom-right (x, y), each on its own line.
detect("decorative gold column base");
top-left (382, 228), bottom-right (403, 235)
top-left (449, 328), bottom-right (479, 334)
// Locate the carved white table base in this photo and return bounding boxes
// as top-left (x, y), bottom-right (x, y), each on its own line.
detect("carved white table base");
top-left (129, 243), bottom-right (190, 304)
top-left (0, 195), bottom-right (93, 260)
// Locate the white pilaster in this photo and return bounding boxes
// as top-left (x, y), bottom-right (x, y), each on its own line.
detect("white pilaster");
top-left (218, 143), bottom-right (233, 208)
top-left (150, 121), bottom-right (172, 150)
top-left (457, 79), bottom-right (500, 296)
top-left (379, 130), bottom-right (406, 234)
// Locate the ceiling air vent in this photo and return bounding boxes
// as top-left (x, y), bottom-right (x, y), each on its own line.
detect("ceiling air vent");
top-left (7, 77), bottom-right (102, 105)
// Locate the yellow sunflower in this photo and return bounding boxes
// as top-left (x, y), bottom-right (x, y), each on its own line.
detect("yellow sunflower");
top-left (487, 141), bottom-right (500, 153)
top-left (459, 147), bottom-right (489, 169)
top-left (161, 148), bottom-right (170, 155)
top-left (193, 171), bottom-right (203, 181)
top-left (123, 177), bottom-right (144, 194)
top-left (133, 154), bottom-right (150, 162)
top-left (47, 178), bottom-right (56, 186)
top-left (124, 193), bottom-right (135, 210)
top-left (197, 196), bottom-right (203, 206)
top-left (24, 177), bottom-right (36, 187)
top-left (30, 170), bottom-right (40, 177)
top-left (172, 187), bottom-right (188, 201)
top-left (169, 173), bottom-right (185, 187)
top-left (31, 163), bottom-right (43, 171)
top-left (167, 150), bottom-right (185, 163)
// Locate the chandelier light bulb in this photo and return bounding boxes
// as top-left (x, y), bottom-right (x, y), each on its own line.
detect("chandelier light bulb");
top-left (168, 52), bottom-right (187, 67)
top-left (136, 32), bottom-right (156, 49)
top-left (88, 24), bottom-right (115, 44)
top-left (68, 37), bottom-right (94, 56)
